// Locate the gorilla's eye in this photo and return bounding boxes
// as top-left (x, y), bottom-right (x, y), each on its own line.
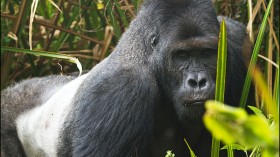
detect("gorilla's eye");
top-left (202, 49), bottom-right (215, 56)
top-left (150, 35), bottom-right (158, 48)
top-left (176, 50), bottom-right (189, 59)
top-left (202, 51), bottom-right (211, 56)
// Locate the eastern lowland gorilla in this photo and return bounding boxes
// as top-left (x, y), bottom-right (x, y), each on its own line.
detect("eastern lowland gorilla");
top-left (1, 0), bottom-right (253, 157)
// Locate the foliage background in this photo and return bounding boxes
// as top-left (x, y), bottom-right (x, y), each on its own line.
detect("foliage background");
top-left (1, 0), bottom-right (279, 156)
top-left (1, 0), bottom-right (279, 91)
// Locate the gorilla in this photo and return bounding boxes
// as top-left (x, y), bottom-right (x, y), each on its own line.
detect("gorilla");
top-left (1, 0), bottom-right (253, 157)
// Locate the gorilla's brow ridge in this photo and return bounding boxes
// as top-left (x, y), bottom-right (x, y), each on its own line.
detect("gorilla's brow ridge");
top-left (169, 36), bottom-right (218, 52)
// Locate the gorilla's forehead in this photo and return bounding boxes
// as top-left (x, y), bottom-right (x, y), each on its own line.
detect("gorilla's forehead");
top-left (142, 0), bottom-right (220, 36)
top-left (163, 36), bottom-right (219, 52)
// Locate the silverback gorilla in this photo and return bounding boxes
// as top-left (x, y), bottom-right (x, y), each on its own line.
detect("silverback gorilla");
top-left (1, 0), bottom-right (253, 157)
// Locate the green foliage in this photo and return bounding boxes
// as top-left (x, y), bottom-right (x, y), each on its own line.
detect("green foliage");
top-left (165, 150), bottom-right (175, 157)
top-left (204, 101), bottom-right (248, 144)
top-left (215, 19), bottom-right (228, 103)
top-left (1, 46), bottom-right (82, 75)
top-left (1, 1), bottom-right (279, 156)
top-left (184, 139), bottom-right (197, 157)
top-left (204, 0), bottom-right (279, 156)
top-left (239, 0), bottom-right (274, 107)
top-left (221, 144), bottom-right (248, 153)
top-left (1, 0), bottom-right (138, 88)
top-left (211, 18), bottom-right (228, 157)
top-left (204, 101), bottom-right (279, 157)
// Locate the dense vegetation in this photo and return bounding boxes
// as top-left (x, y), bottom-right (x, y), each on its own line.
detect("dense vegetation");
top-left (1, 0), bottom-right (279, 156)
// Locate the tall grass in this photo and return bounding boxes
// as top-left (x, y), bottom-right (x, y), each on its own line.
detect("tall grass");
top-left (239, 0), bottom-right (274, 108)
top-left (1, 0), bottom-right (138, 88)
top-left (1, 0), bottom-right (279, 156)
top-left (204, 0), bottom-right (279, 156)
top-left (210, 19), bottom-right (228, 157)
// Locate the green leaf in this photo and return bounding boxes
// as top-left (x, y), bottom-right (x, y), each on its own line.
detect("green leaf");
top-left (204, 101), bottom-right (275, 149)
top-left (205, 114), bottom-right (236, 144)
top-left (211, 17), bottom-right (228, 157)
top-left (221, 144), bottom-right (246, 151)
top-left (248, 106), bottom-right (267, 122)
top-left (204, 101), bottom-right (247, 144)
top-left (251, 69), bottom-right (278, 123)
top-left (1, 46), bottom-right (82, 75)
top-left (224, 144), bottom-right (234, 157)
top-left (239, 0), bottom-right (274, 107)
top-left (241, 116), bottom-right (273, 147)
top-left (215, 18), bottom-right (227, 102)
top-left (273, 55), bottom-right (279, 110)
top-left (184, 139), bottom-right (197, 157)
top-left (165, 150), bottom-right (175, 157)
top-left (205, 101), bottom-right (248, 122)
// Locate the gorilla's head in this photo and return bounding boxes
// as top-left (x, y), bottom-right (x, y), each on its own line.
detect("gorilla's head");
top-left (143, 0), bottom-right (220, 120)
top-left (114, 0), bottom-right (248, 122)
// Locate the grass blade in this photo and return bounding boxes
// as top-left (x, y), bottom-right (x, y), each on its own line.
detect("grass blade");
top-left (227, 145), bottom-right (234, 157)
top-left (273, 55), bottom-right (279, 112)
top-left (252, 68), bottom-right (278, 122)
top-left (184, 139), bottom-right (197, 157)
top-left (211, 18), bottom-right (227, 157)
top-left (1, 46), bottom-right (82, 75)
top-left (239, 0), bottom-right (274, 108)
top-left (215, 19), bottom-right (227, 102)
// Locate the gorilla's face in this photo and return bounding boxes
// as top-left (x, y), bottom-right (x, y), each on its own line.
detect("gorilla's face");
top-left (155, 31), bottom-right (219, 120)
top-left (148, 4), bottom-right (220, 121)
top-left (166, 41), bottom-right (218, 120)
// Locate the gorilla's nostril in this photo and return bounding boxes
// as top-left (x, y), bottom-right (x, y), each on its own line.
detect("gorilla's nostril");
top-left (199, 78), bottom-right (207, 88)
top-left (188, 79), bottom-right (197, 88)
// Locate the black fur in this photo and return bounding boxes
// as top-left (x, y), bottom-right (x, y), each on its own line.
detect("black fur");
top-left (1, 0), bottom-right (253, 157)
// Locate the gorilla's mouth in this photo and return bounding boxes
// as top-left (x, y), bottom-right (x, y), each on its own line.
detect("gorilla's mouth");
top-left (183, 100), bottom-right (206, 106)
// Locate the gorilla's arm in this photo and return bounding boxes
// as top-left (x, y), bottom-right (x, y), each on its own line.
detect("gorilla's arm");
top-left (58, 61), bottom-right (160, 157)
top-left (1, 75), bottom-right (74, 157)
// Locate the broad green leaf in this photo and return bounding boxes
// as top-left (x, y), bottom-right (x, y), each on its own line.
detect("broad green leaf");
top-left (204, 101), bottom-right (247, 144)
top-left (248, 106), bottom-right (267, 122)
top-left (204, 101), bottom-right (275, 149)
top-left (262, 146), bottom-right (279, 157)
top-left (241, 116), bottom-right (273, 147)
top-left (204, 114), bottom-right (236, 144)
top-left (205, 101), bottom-right (248, 121)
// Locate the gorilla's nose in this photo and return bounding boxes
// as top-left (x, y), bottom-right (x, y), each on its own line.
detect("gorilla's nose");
top-left (186, 71), bottom-right (209, 90)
